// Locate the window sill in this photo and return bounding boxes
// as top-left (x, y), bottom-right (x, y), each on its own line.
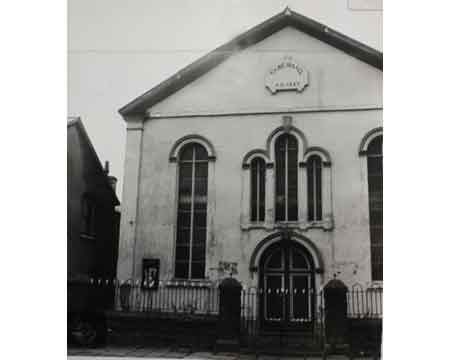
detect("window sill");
top-left (241, 219), bottom-right (334, 232)
top-left (241, 222), bottom-right (267, 230)
top-left (166, 279), bottom-right (214, 288)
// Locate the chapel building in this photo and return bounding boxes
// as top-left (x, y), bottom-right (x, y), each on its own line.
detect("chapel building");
top-left (116, 8), bottom-right (382, 328)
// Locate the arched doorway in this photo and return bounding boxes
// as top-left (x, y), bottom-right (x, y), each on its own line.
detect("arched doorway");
top-left (259, 239), bottom-right (316, 331)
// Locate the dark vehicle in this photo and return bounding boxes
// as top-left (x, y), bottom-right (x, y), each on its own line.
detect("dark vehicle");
top-left (68, 277), bottom-right (117, 345)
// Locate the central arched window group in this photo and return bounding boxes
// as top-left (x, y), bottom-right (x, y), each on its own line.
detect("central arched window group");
top-left (246, 132), bottom-right (328, 227)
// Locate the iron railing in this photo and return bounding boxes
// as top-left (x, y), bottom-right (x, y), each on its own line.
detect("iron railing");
top-left (113, 280), bottom-right (220, 315)
top-left (239, 286), bottom-right (383, 327)
top-left (347, 287), bottom-right (383, 319)
top-left (241, 287), bottom-right (259, 336)
top-left (71, 278), bottom-right (382, 320)
top-left (239, 287), bottom-right (326, 336)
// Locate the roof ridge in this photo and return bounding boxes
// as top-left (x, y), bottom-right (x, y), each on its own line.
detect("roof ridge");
top-left (119, 8), bottom-right (382, 117)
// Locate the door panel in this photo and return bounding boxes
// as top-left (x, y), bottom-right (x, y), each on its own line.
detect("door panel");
top-left (290, 275), bottom-right (310, 322)
top-left (265, 274), bottom-right (284, 321)
top-left (260, 240), bottom-right (315, 330)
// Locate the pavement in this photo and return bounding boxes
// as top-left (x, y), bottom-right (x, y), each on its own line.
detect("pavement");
top-left (67, 346), bottom-right (377, 359)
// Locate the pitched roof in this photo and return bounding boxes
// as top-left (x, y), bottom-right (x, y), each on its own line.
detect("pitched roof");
top-left (68, 117), bottom-right (120, 205)
top-left (119, 7), bottom-right (382, 117)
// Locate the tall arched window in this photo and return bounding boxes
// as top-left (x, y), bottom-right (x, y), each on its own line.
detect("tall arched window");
top-left (275, 134), bottom-right (298, 221)
top-left (250, 158), bottom-right (266, 222)
top-left (307, 155), bottom-right (322, 221)
top-left (367, 135), bottom-right (383, 281)
top-left (175, 143), bottom-right (208, 279)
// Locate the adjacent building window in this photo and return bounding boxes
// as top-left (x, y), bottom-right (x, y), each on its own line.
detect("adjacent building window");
top-left (81, 196), bottom-right (96, 237)
top-left (250, 158), bottom-right (266, 222)
top-left (307, 155), bottom-right (322, 221)
top-left (275, 134), bottom-right (298, 221)
top-left (175, 143), bottom-right (208, 279)
top-left (367, 135), bottom-right (383, 281)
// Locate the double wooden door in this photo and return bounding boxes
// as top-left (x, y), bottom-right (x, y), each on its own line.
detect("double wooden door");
top-left (259, 241), bottom-right (315, 330)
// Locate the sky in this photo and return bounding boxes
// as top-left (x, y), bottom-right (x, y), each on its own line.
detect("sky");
top-left (68, 0), bottom-right (382, 200)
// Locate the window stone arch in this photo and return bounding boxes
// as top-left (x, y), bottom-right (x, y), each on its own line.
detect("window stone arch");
top-left (358, 127), bottom-right (382, 156)
top-left (303, 146), bottom-right (332, 166)
top-left (266, 125), bottom-right (308, 161)
top-left (248, 231), bottom-right (324, 275)
top-left (242, 149), bottom-right (271, 169)
top-left (169, 134), bottom-right (216, 162)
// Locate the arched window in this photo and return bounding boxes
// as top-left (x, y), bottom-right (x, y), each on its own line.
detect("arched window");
top-left (307, 155), bottom-right (322, 221)
top-left (250, 158), bottom-right (266, 222)
top-left (275, 134), bottom-right (298, 221)
top-left (367, 135), bottom-right (383, 281)
top-left (175, 143), bottom-right (208, 279)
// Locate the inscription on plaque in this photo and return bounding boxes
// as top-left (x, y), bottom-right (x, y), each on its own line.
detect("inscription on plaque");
top-left (265, 57), bottom-right (309, 94)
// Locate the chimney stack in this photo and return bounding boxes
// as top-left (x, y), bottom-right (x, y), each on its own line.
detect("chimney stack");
top-left (104, 161), bottom-right (110, 174)
top-left (104, 161), bottom-right (117, 193)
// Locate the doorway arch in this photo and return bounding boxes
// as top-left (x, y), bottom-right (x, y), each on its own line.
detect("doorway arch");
top-left (259, 239), bottom-right (316, 331)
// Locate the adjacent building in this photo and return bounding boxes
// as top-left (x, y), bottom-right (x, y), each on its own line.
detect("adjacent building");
top-left (67, 117), bottom-right (120, 317)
